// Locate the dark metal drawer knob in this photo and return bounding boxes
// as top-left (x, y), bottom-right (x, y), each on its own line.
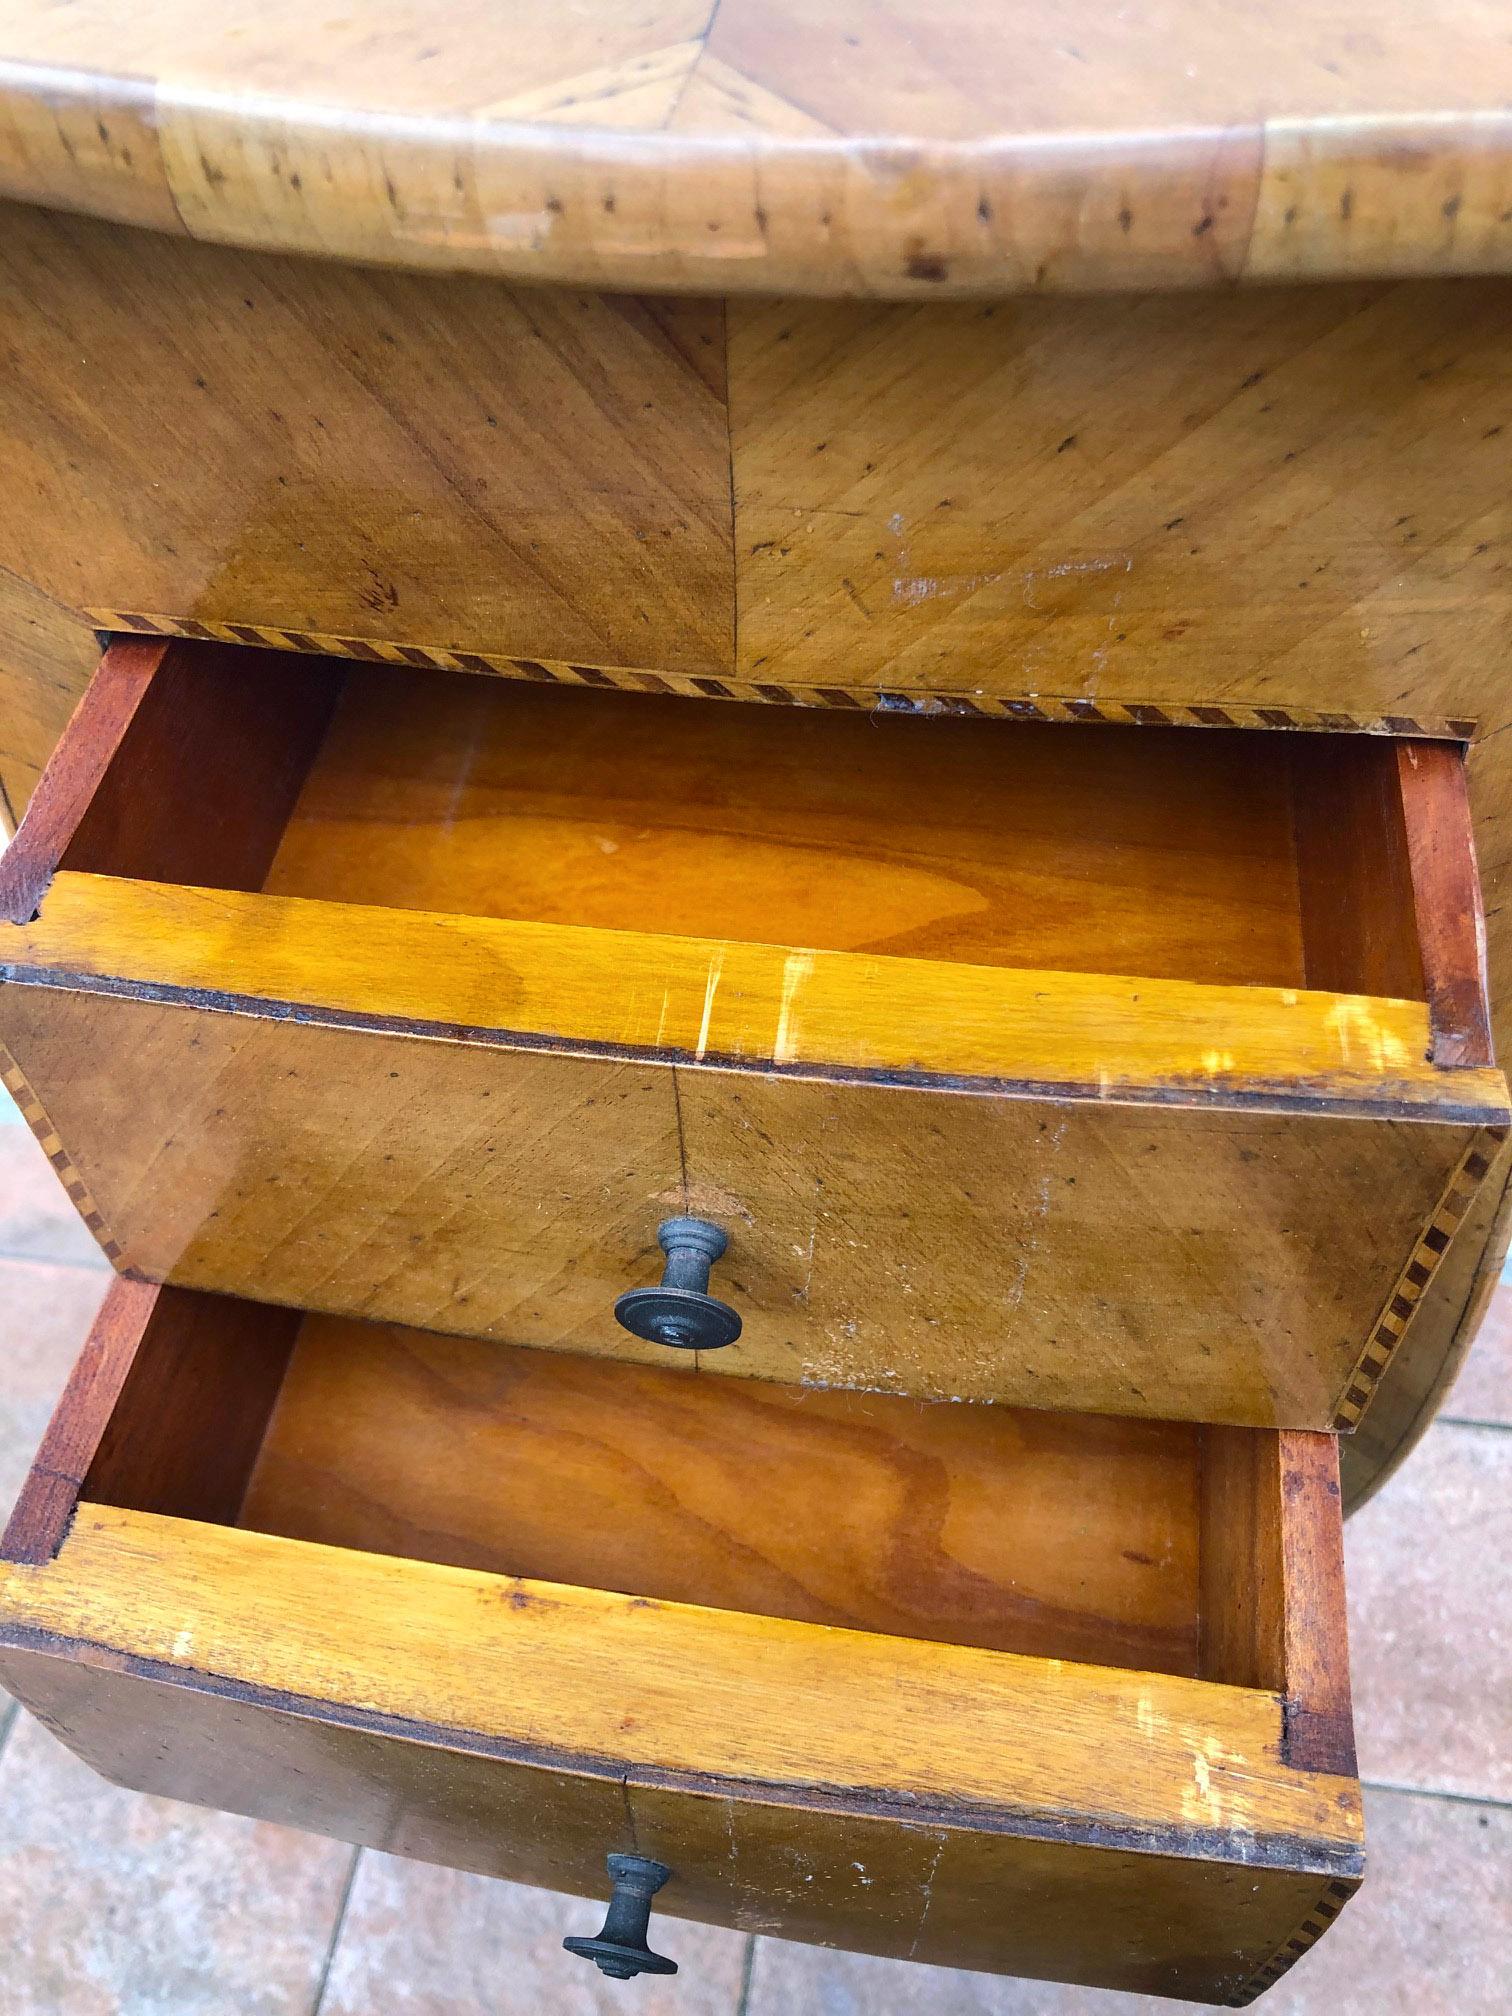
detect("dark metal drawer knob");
top-left (564, 1853), bottom-right (678, 1980)
top-left (614, 1215), bottom-right (742, 1351)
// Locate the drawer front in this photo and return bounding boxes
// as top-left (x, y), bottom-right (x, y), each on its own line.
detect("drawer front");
top-left (0, 975), bottom-right (1502, 1427)
top-left (0, 1642), bottom-right (1352, 2005)
top-left (0, 1279), bottom-right (1363, 2002)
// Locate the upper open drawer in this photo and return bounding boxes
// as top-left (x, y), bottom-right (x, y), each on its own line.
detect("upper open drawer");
top-left (0, 637), bottom-right (1505, 1428)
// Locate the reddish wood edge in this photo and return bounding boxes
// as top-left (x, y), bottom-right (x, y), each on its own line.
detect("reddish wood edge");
top-left (83, 1294), bottom-right (303, 1530)
top-left (1397, 741), bottom-right (1495, 1068)
top-left (1198, 1428), bottom-right (1354, 1778)
top-left (0, 632), bottom-right (344, 925)
top-left (0, 638), bottom-right (165, 924)
top-left (0, 1279), bottom-right (302, 1564)
top-left (1288, 736), bottom-right (1425, 1004)
top-left (1273, 1433), bottom-right (1355, 1779)
top-left (0, 1275), bottom-right (162, 1562)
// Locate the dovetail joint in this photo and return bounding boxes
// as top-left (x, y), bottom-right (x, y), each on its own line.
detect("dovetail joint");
top-left (1227, 1878), bottom-right (1357, 2004)
top-left (1333, 1126), bottom-right (1508, 1431)
top-left (0, 1047), bottom-right (123, 1263)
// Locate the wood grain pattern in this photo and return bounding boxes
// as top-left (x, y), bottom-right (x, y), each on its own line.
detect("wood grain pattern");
top-left (0, 1), bottom-right (1509, 295)
top-left (1341, 1123), bottom-right (1512, 1509)
top-left (0, 972), bottom-right (1499, 1428)
top-left (1289, 734), bottom-right (1493, 1069)
top-left (0, 1041), bottom-right (123, 1264)
top-left (629, 1780), bottom-right (1356, 2000)
top-left (1290, 734), bottom-right (1425, 1005)
top-left (76, 611), bottom-right (1488, 741)
top-left (1329, 1129), bottom-right (1503, 1433)
top-left (0, 1504), bottom-right (1361, 1856)
top-left (0, 636), bottom-right (343, 923)
top-left (671, 1069), bottom-right (1502, 1425)
top-left (725, 285), bottom-right (1512, 715)
top-left (0, 637), bottom-right (170, 924)
top-left (0, 635), bottom-right (1501, 1431)
top-left (8, 873), bottom-right (1498, 1115)
top-left (239, 1313), bottom-right (1204, 1673)
top-left (0, 1275), bottom-right (158, 1563)
top-left (0, 202), bottom-right (734, 679)
top-left (0, 560), bottom-right (101, 832)
top-left (82, 1294), bottom-right (302, 1534)
top-left (1199, 1429), bottom-right (1353, 1774)
top-left (0, 1642), bottom-right (640, 1912)
top-left (264, 667), bottom-right (1316, 988)
top-left (0, 1277), bottom-right (301, 1564)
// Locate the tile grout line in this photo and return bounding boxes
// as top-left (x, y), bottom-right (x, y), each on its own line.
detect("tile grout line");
top-left (308, 1844), bottom-right (364, 2016)
top-left (734, 1933), bottom-right (759, 2016)
top-left (0, 1694), bottom-right (19, 1764)
top-left (1362, 1777), bottom-right (1512, 1812)
top-left (1437, 1414), bottom-right (1512, 1432)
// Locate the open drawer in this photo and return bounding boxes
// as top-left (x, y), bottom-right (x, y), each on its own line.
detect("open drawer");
top-left (0, 1278), bottom-right (1362, 2003)
top-left (0, 636), bottom-right (1506, 1428)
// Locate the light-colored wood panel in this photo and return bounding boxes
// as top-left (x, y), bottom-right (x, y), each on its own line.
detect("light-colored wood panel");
top-left (69, 613), bottom-right (1490, 739)
top-left (893, 1822), bottom-right (1354, 2002)
top-left (240, 1315), bottom-right (1204, 1673)
top-left (1, 2), bottom-right (1511, 294)
top-left (717, 278), bottom-right (1512, 1477)
top-left (10, 874), bottom-right (1498, 1113)
top-left (266, 666), bottom-right (1311, 986)
top-left (672, 1069), bottom-right (1495, 1425)
top-left (727, 283), bottom-right (1512, 709)
top-left (0, 974), bottom-right (1498, 1426)
top-left (0, 202), bottom-right (733, 675)
top-left (0, 985), bottom-right (684, 1344)
top-left (0, 1504), bottom-right (1362, 1853)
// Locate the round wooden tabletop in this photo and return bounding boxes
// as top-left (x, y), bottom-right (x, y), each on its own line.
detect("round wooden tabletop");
top-left (3, 0), bottom-right (1512, 297)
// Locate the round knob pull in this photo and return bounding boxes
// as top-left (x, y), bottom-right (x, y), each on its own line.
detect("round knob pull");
top-left (563, 1853), bottom-right (678, 1980)
top-left (613, 1216), bottom-right (742, 1351)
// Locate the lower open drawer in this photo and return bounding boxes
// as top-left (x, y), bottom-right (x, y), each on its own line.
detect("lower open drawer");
top-left (0, 1279), bottom-right (1362, 2003)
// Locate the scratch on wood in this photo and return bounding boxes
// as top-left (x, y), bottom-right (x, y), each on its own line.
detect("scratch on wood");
top-left (773, 951), bottom-right (815, 1064)
top-left (906, 1832), bottom-right (950, 1961)
top-left (694, 951), bottom-right (724, 1061)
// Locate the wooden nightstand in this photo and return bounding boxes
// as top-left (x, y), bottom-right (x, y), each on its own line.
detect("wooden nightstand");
top-left (3, 1), bottom-right (1512, 2001)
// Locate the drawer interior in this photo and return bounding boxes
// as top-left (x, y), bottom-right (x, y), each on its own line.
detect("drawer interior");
top-left (237, 1314), bottom-right (1206, 1675)
top-left (18, 639), bottom-right (1476, 1008)
top-left (3, 1281), bottom-right (1349, 1706)
top-left (263, 667), bottom-right (1313, 987)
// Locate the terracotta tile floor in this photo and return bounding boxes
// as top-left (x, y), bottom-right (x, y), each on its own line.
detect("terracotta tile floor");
top-left (0, 1114), bottom-right (1507, 2014)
